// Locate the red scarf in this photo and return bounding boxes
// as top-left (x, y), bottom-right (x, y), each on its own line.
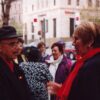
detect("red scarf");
top-left (57, 48), bottom-right (100, 100)
top-left (0, 55), bottom-right (14, 72)
top-left (5, 60), bottom-right (14, 72)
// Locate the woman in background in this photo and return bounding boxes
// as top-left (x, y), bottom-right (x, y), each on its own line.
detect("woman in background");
top-left (14, 38), bottom-right (27, 64)
top-left (37, 42), bottom-right (50, 62)
top-left (46, 42), bottom-right (72, 100)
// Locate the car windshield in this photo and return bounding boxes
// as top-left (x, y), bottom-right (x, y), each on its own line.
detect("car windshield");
top-left (65, 41), bottom-right (75, 50)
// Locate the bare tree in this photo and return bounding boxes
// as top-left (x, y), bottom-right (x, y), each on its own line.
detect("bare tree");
top-left (1, 0), bottom-right (17, 26)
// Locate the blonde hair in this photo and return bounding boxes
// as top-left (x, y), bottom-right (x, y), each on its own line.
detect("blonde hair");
top-left (74, 22), bottom-right (100, 47)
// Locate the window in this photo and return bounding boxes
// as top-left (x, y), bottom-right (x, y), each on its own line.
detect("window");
top-left (24, 34), bottom-right (27, 44)
top-left (68, 0), bottom-right (71, 5)
top-left (32, 35), bottom-right (34, 40)
top-left (32, 5), bottom-right (34, 11)
top-left (24, 23), bottom-right (27, 44)
top-left (24, 23), bottom-right (27, 34)
top-left (31, 22), bottom-right (34, 33)
top-left (40, 19), bottom-right (45, 38)
top-left (88, 0), bottom-right (92, 7)
top-left (46, 0), bottom-right (48, 7)
top-left (37, 0), bottom-right (40, 9)
top-left (53, 18), bottom-right (56, 38)
top-left (45, 19), bottom-right (48, 33)
top-left (96, 0), bottom-right (100, 7)
top-left (41, 0), bottom-right (44, 8)
top-left (54, 0), bottom-right (56, 5)
top-left (76, 0), bottom-right (80, 6)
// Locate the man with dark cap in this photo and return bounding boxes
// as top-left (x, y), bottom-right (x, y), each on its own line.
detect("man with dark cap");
top-left (0, 26), bottom-right (32, 100)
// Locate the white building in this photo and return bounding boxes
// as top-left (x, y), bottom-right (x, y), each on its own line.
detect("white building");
top-left (22, 0), bottom-right (81, 44)
top-left (0, 0), bottom-right (100, 45)
top-left (23, 0), bottom-right (100, 44)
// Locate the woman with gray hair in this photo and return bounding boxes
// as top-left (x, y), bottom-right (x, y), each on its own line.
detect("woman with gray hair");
top-left (47, 22), bottom-right (100, 100)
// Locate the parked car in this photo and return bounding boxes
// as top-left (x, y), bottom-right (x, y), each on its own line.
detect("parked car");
top-left (65, 41), bottom-right (82, 61)
top-left (64, 41), bottom-right (76, 60)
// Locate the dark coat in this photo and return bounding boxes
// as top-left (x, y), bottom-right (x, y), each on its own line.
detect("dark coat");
top-left (55, 55), bottom-right (70, 84)
top-left (0, 57), bottom-right (32, 100)
top-left (51, 56), bottom-right (71, 100)
top-left (68, 53), bottom-right (100, 100)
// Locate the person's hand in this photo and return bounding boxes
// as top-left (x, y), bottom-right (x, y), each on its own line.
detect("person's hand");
top-left (47, 81), bottom-right (62, 94)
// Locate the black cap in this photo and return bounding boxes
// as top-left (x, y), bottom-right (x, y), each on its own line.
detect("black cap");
top-left (0, 26), bottom-right (22, 40)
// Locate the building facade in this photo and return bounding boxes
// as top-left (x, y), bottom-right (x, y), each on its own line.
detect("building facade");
top-left (0, 0), bottom-right (100, 45)
top-left (22, 0), bottom-right (100, 44)
top-left (22, 0), bottom-right (78, 44)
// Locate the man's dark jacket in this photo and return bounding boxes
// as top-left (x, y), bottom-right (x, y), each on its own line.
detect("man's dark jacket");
top-left (0, 57), bottom-right (32, 100)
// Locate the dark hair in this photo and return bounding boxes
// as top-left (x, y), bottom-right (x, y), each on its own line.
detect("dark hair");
top-left (23, 46), bottom-right (41, 62)
top-left (51, 42), bottom-right (64, 54)
top-left (37, 42), bottom-right (46, 49)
